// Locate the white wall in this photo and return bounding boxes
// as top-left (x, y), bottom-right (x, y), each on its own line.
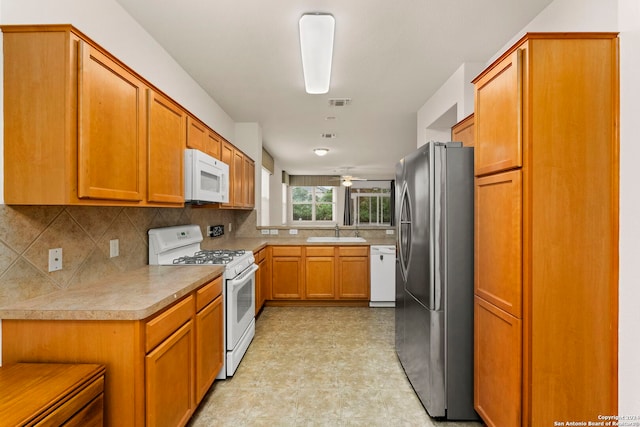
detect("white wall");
top-left (617, 0), bottom-right (640, 415)
top-left (416, 62), bottom-right (484, 148)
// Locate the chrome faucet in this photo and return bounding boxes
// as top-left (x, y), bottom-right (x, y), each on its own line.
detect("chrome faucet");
top-left (355, 224), bottom-right (360, 238)
top-left (335, 223), bottom-right (340, 238)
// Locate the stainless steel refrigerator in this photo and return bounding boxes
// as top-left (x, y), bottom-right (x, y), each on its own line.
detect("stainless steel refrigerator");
top-left (395, 141), bottom-right (477, 420)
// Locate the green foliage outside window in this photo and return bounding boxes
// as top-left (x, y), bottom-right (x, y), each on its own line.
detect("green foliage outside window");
top-left (291, 186), bottom-right (335, 222)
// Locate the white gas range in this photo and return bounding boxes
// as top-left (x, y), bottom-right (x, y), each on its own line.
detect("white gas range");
top-left (148, 224), bottom-right (257, 379)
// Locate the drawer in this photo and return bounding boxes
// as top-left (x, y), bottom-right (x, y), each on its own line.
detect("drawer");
top-left (196, 276), bottom-right (223, 312)
top-left (146, 295), bottom-right (194, 352)
top-left (338, 246), bottom-right (369, 257)
top-left (305, 246), bottom-right (335, 257)
top-left (37, 376), bottom-right (104, 426)
top-left (271, 246), bottom-right (302, 257)
top-left (254, 248), bottom-right (266, 262)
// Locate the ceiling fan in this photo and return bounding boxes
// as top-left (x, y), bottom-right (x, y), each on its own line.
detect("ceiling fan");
top-left (331, 174), bottom-right (366, 187)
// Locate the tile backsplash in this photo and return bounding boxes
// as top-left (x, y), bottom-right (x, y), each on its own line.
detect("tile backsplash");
top-left (0, 204), bottom-right (236, 308)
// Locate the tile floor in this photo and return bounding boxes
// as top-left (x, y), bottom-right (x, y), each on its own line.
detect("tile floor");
top-left (188, 306), bottom-right (485, 426)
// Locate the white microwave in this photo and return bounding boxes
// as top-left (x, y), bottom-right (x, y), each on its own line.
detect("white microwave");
top-left (184, 149), bottom-right (229, 204)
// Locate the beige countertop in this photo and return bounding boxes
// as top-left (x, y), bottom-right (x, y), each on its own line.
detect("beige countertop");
top-left (201, 237), bottom-right (396, 252)
top-left (0, 265), bottom-right (224, 321)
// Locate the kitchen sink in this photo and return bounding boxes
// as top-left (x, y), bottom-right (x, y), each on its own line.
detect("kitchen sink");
top-left (306, 236), bottom-right (367, 243)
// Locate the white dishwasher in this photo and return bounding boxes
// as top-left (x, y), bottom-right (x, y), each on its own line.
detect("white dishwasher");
top-left (369, 245), bottom-right (396, 307)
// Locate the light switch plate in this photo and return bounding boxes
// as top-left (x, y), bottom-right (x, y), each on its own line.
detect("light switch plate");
top-left (269, 229), bottom-right (279, 235)
top-left (261, 229), bottom-right (270, 235)
top-left (386, 229), bottom-right (395, 235)
top-left (289, 229), bottom-right (298, 235)
top-left (110, 239), bottom-right (119, 258)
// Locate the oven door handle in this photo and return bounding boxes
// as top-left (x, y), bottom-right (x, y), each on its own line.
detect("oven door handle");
top-left (229, 263), bottom-right (259, 287)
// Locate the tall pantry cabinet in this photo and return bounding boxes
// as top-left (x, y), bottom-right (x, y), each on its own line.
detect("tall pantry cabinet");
top-left (472, 33), bottom-right (619, 427)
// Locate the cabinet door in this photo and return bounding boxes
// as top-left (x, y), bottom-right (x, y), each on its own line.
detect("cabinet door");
top-left (207, 131), bottom-right (222, 159)
top-left (233, 150), bottom-right (244, 208)
top-left (474, 296), bottom-right (522, 427)
top-left (77, 41), bottom-right (146, 201)
top-left (451, 113), bottom-right (475, 147)
top-left (255, 255), bottom-right (263, 315)
top-left (474, 47), bottom-right (524, 176)
top-left (220, 140), bottom-right (235, 208)
top-left (186, 116), bottom-right (208, 153)
top-left (475, 170), bottom-right (522, 317)
top-left (244, 156), bottom-right (255, 208)
top-left (195, 295), bottom-right (223, 403)
top-left (271, 247), bottom-right (303, 299)
top-left (146, 321), bottom-right (195, 427)
top-left (260, 248), bottom-right (272, 304)
top-left (305, 248), bottom-right (335, 299)
top-left (148, 90), bottom-right (185, 204)
top-left (337, 249), bottom-right (369, 300)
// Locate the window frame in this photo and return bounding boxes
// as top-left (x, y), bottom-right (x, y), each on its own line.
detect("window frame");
top-left (289, 185), bottom-right (338, 224)
top-left (351, 189), bottom-right (391, 226)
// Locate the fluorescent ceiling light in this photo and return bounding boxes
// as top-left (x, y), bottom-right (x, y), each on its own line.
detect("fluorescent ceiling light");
top-left (299, 13), bottom-right (335, 94)
top-left (314, 148), bottom-right (329, 156)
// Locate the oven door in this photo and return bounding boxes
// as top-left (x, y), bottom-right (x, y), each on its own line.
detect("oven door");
top-left (184, 148), bottom-right (229, 204)
top-left (226, 263), bottom-right (258, 350)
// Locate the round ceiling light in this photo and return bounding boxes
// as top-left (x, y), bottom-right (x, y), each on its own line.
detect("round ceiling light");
top-left (314, 148), bottom-right (330, 156)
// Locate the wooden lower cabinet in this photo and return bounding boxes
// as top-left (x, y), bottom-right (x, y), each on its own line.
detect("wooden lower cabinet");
top-left (1, 276), bottom-right (223, 427)
top-left (269, 245), bottom-right (370, 303)
top-left (255, 248), bottom-right (272, 313)
top-left (146, 321), bottom-right (195, 427)
top-left (305, 247), bottom-right (336, 299)
top-left (195, 295), bottom-right (223, 403)
top-left (0, 363), bottom-right (105, 427)
top-left (271, 246), bottom-right (304, 299)
top-left (336, 247), bottom-right (370, 300)
top-left (474, 296), bottom-right (522, 427)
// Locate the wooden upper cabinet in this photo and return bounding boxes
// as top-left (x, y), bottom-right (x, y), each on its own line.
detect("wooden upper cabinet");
top-left (233, 150), bottom-right (244, 207)
top-left (451, 113), bottom-right (475, 147)
top-left (147, 90), bottom-right (185, 204)
top-left (475, 170), bottom-right (522, 317)
top-left (207, 131), bottom-right (222, 160)
top-left (77, 41), bottom-right (147, 202)
top-left (220, 140), bottom-right (235, 208)
top-left (243, 156), bottom-right (255, 208)
top-left (186, 116), bottom-right (208, 153)
top-left (474, 47), bottom-right (523, 176)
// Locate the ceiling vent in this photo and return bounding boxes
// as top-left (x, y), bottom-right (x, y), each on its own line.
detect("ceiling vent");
top-left (328, 98), bottom-right (352, 107)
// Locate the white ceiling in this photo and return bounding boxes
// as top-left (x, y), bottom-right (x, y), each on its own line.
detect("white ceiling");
top-left (115, 0), bottom-right (552, 178)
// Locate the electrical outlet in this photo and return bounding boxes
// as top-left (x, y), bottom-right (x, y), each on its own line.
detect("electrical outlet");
top-left (269, 229), bottom-right (279, 235)
top-left (289, 229), bottom-right (298, 235)
top-left (261, 229), bottom-right (270, 235)
top-left (48, 248), bottom-right (62, 272)
top-left (228, 222), bottom-right (233, 232)
top-left (110, 239), bottom-right (119, 258)
top-left (386, 229), bottom-right (395, 235)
